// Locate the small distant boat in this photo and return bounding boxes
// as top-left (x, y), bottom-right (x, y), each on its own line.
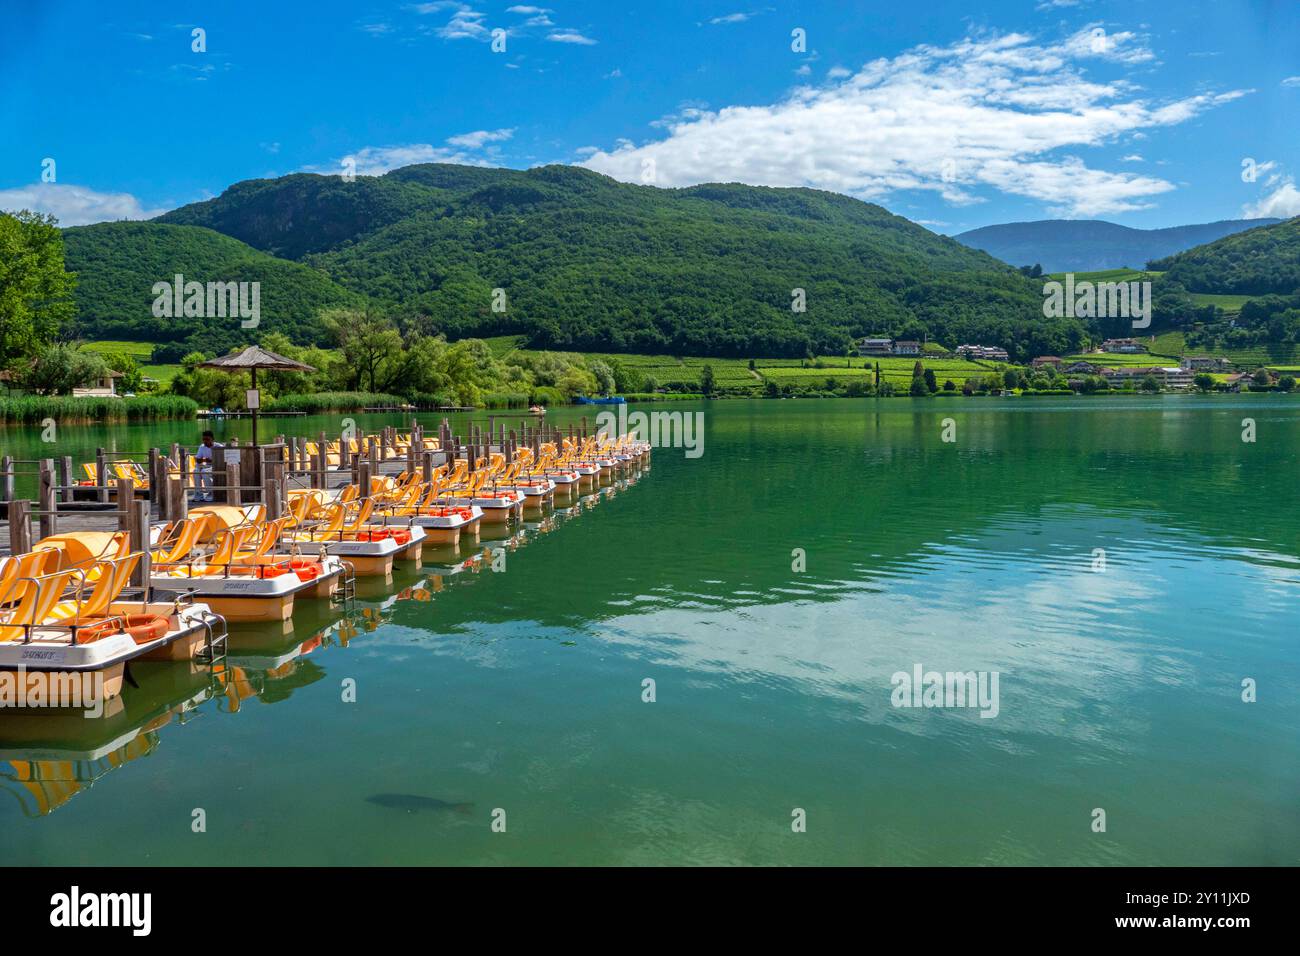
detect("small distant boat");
top-left (574, 396), bottom-right (625, 405)
top-left (529, 405), bottom-right (546, 415)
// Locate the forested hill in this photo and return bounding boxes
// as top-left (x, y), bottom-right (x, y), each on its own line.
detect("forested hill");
top-left (76, 162), bottom-right (1093, 359)
top-left (955, 217), bottom-right (1281, 273)
top-left (1148, 217), bottom-right (1300, 295)
top-left (150, 163), bottom-right (1079, 358)
top-left (63, 221), bottom-right (359, 345)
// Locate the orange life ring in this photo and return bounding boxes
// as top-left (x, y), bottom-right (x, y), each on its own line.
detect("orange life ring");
top-left (121, 614), bottom-right (169, 644)
top-left (74, 614), bottom-right (169, 644)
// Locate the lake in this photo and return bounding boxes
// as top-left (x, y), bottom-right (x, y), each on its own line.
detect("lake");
top-left (1, 396), bottom-right (1297, 865)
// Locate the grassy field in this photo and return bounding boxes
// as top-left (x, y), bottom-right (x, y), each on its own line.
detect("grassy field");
top-left (80, 339), bottom-right (182, 385)
top-left (1061, 352), bottom-right (1170, 366)
top-left (1188, 292), bottom-right (1255, 314)
top-left (1045, 268), bottom-right (1165, 283)
top-left (491, 338), bottom-right (1003, 392)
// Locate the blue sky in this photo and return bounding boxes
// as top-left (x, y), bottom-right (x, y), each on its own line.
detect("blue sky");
top-left (1, 0), bottom-right (1297, 233)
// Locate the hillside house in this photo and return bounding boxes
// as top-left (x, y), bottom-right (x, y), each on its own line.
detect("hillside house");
top-left (72, 369), bottom-right (123, 398)
top-left (856, 337), bottom-right (894, 356)
top-left (1101, 338), bottom-right (1147, 354)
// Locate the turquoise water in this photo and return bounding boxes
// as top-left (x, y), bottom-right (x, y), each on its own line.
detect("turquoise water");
top-left (1, 396), bottom-right (1297, 864)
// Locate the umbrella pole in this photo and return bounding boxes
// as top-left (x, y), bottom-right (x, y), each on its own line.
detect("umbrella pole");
top-left (251, 367), bottom-right (259, 448)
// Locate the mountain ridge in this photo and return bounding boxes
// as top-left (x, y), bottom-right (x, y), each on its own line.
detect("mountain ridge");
top-left (955, 217), bottom-right (1281, 273)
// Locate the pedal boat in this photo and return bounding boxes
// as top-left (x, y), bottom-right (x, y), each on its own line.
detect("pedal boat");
top-left (150, 510), bottom-right (346, 623)
top-left (438, 471), bottom-right (523, 524)
top-left (372, 481), bottom-right (483, 546)
top-left (278, 496), bottom-right (425, 577)
top-left (0, 551), bottom-right (226, 706)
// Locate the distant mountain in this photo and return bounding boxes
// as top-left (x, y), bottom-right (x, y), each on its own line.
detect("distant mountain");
top-left (63, 221), bottom-right (360, 345)
top-left (146, 163), bottom-right (1087, 359)
top-left (955, 218), bottom-right (1282, 273)
top-left (1148, 216), bottom-right (1300, 295)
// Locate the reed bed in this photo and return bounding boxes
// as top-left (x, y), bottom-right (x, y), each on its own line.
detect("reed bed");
top-left (0, 395), bottom-right (198, 424)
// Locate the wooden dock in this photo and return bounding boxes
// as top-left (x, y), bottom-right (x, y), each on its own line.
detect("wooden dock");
top-left (0, 415), bottom-right (602, 560)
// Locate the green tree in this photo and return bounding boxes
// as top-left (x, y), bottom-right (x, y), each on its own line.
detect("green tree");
top-left (19, 342), bottom-right (106, 395)
top-left (700, 364), bottom-right (716, 396)
top-left (589, 359), bottom-right (616, 396)
top-left (923, 368), bottom-right (937, 393)
top-left (909, 376), bottom-right (928, 396)
top-left (0, 211), bottom-right (77, 367)
top-left (1279, 375), bottom-right (1296, 392)
top-left (1140, 375), bottom-right (1161, 392)
top-left (1193, 372), bottom-right (1215, 392)
top-left (100, 350), bottom-right (145, 394)
top-left (324, 308), bottom-right (404, 392)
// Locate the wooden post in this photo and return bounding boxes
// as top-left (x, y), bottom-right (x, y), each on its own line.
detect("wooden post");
top-left (8, 499), bottom-right (31, 555)
top-left (1, 455), bottom-right (14, 504)
top-left (117, 477), bottom-right (135, 532)
top-left (59, 456), bottom-right (73, 505)
top-left (314, 432), bottom-right (327, 489)
top-left (148, 448), bottom-right (161, 509)
top-left (38, 459), bottom-right (57, 540)
top-left (422, 450), bottom-right (434, 484)
top-left (166, 475), bottom-right (186, 522)
top-left (130, 499), bottom-right (151, 588)
top-left (264, 478), bottom-right (282, 520)
top-left (358, 458), bottom-right (372, 496)
top-left (96, 448), bottom-right (109, 504)
top-left (243, 450), bottom-right (257, 504)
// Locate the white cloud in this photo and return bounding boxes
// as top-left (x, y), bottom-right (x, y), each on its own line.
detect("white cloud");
top-left (445, 127), bottom-right (515, 148)
top-left (547, 30), bottom-right (596, 45)
top-left (580, 28), bottom-right (1248, 216)
top-left (437, 7), bottom-right (489, 40)
top-left (1282, 76), bottom-right (1300, 87)
top-left (405, 2), bottom-right (464, 12)
top-left (0, 183), bottom-right (169, 226)
top-left (709, 13), bottom-right (751, 24)
top-left (1243, 178), bottom-right (1300, 219)
top-left (1121, 154), bottom-right (1143, 162)
top-left (309, 128), bottom-right (514, 178)
top-left (506, 5), bottom-right (551, 12)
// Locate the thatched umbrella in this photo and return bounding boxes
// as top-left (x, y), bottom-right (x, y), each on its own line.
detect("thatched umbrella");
top-left (198, 345), bottom-right (315, 447)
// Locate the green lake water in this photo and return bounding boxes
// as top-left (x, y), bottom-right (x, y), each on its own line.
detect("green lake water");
top-left (1, 396), bottom-right (1297, 865)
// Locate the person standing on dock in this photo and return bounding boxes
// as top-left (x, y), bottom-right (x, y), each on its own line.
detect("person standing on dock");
top-left (194, 430), bottom-right (222, 502)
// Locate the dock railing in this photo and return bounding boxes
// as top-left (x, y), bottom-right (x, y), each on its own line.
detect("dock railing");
top-left (1, 414), bottom-right (596, 556)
